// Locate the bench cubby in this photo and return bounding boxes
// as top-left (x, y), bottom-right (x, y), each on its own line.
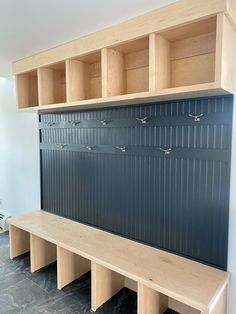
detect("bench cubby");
top-left (57, 246), bottom-right (91, 289)
top-left (30, 234), bottom-right (57, 272)
top-left (9, 225), bottom-right (30, 259)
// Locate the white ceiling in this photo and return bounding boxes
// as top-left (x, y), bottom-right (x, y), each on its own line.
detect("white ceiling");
top-left (0, 0), bottom-right (176, 63)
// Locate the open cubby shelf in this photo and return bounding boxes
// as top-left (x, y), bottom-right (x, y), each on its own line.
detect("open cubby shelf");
top-left (38, 62), bottom-right (66, 105)
top-left (67, 52), bottom-right (102, 101)
top-left (14, 12), bottom-right (236, 111)
top-left (16, 70), bottom-right (38, 108)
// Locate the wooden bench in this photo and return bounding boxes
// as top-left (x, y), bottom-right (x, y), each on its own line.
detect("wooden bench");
top-left (8, 211), bottom-right (229, 314)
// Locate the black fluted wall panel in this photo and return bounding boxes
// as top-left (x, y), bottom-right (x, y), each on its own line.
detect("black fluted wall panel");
top-left (40, 96), bottom-right (233, 270)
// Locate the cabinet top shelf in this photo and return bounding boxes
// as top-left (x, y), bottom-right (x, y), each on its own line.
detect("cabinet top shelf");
top-left (13, 0), bottom-right (236, 113)
top-left (12, 0), bottom-right (236, 74)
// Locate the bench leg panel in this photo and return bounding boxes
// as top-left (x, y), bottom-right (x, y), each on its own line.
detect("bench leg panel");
top-left (91, 262), bottom-right (124, 311)
top-left (138, 283), bottom-right (168, 314)
top-left (30, 234), bottom-right (57, 272)
top-left (209, 286), bottom-right (227, 314)
top-left (9, 225), bottom-right (30, 259)
top-left (57, 246), bottom-right (91, 290)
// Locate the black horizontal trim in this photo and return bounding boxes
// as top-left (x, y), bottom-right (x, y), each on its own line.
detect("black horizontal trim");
top-left (39, 143), bottom-right (229, 161)
top-left (39, 112), bottom-right (232, 129)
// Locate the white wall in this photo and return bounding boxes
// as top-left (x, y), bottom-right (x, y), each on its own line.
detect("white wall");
top-left (0, 61), bottom-right (40, 216)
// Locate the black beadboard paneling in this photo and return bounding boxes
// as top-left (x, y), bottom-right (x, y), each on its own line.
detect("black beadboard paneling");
top-left (39, 95), bottom-right (233, 270)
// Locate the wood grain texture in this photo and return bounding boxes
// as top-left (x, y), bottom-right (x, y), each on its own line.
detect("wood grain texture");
top-left (18, 84), bottom-right (229, 113)
top-left (91, 262), bottom-right (124, 311)
top-left (102, 48), bottom-right (124, 97)
top-left (57, 246), bottom-right (90, 290)
top-left (66, 59), bottom-right (88, 101)
top-left (149, 34), bottom-right (171, 91)
top-left (9, 225), bottom-right (30, 259)
top-left (16, 72), bottom-right (38, 108)
top-left (38, 66), bottom-right (66, 105)
top-left (12, 0), bottom-right (229, 74)
top-left (171, 53), bottom-right (216, 87)
top-left (8, 211), bottom-right (230, 313)
top-left (168, 298), bottom-right (200, 314)
top-left (30, 233), bottom-right (57, 273)
top-left (219, 13), bottom-right (236, 93)
top-left (171, 32), bottom-right (216, 60)
top-left (125, 278), bottom-right (137, 292)
top-left (138, 283), bottom-right (168, 314)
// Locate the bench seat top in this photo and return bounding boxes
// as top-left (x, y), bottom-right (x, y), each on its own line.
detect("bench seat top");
top-left (8, 210), bottom-right (229, 313)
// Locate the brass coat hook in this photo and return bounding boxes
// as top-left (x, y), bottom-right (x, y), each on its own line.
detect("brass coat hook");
top-left (98, 119), bottom-right (110, 126)
top-left (68, 120), bottom-right (79, 126)
top-left (160, 148), bottom-right (172, 155)
top-left (57, 144), bottom-right (66, 149)
top-left (85, 145), bottom-right (93, 151)
top-left (188, 113), bottom-right (204, 122)
top-left (136, 117), bottom-right (148, 124)
top-left (116, 146), bottom-right (127, 153)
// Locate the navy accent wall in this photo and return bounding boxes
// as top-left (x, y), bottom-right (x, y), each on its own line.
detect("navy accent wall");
top-left (39, 95), bottom-right (233, 270)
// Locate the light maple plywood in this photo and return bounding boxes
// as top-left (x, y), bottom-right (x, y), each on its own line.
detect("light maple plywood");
top-left (30, 233), bottom-right (57, 273)
top-left (161, 17), bottom-right (217, 42)
top-left (12, 0), bottom-right (231, 74)
top-left (66, 59), bottom-right (88, 101)
top-left (219, 13), bottom-right (236, 93)
top-left (91, 262), bottom-right (124, 311)
top-left (171, 32), bottom-right (216, 60)
top-left (149, 34), bottom-right (171, 91)
top-left (168, 298), bottom-right (200, 314)
top-left (16, 71), bottom-right (38, 108)
top-left (57, 246), bottom-right (91, 290)
top-left (138, 283), bottom-right (168, 314)
top-left (126, 67), bottom-right (149, 94)
top-left (38, 65), bottom-right (66, 105)
top-left (9, 225), bottom-right (30, 259)
top-left (18, 84), bottom-right (228, 113)
top-left (171, 53), bottom-right (216, 87)
top-left (125, 277), bottom-right (137, 292)
top-left (8, 211), bottom-right (230, 313)
top-left (102, 48), bottom-right (124, 97)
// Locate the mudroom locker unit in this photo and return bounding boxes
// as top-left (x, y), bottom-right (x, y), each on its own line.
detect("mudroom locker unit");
top-left (9, 0), bottom-right (236, 313)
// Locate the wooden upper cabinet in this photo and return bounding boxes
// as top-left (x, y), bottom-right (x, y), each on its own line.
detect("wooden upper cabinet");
top-left (13, 0), bottom-right (236, 112)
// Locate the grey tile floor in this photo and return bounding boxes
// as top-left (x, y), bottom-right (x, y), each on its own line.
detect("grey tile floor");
top-left (0, 232), bottom-right (137, 314)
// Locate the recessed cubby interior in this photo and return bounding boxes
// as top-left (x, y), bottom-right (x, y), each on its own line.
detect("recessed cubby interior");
top-left (66, 52), bottom-right (102, 101)
top-left (16, 70), bottom-right (38, 108)
top-left (103, 37), bottom-right (149, 97)
top-left (38, 62), bottom-right (66, 105)
top-left (150, 16), bottom-right (217, 90)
